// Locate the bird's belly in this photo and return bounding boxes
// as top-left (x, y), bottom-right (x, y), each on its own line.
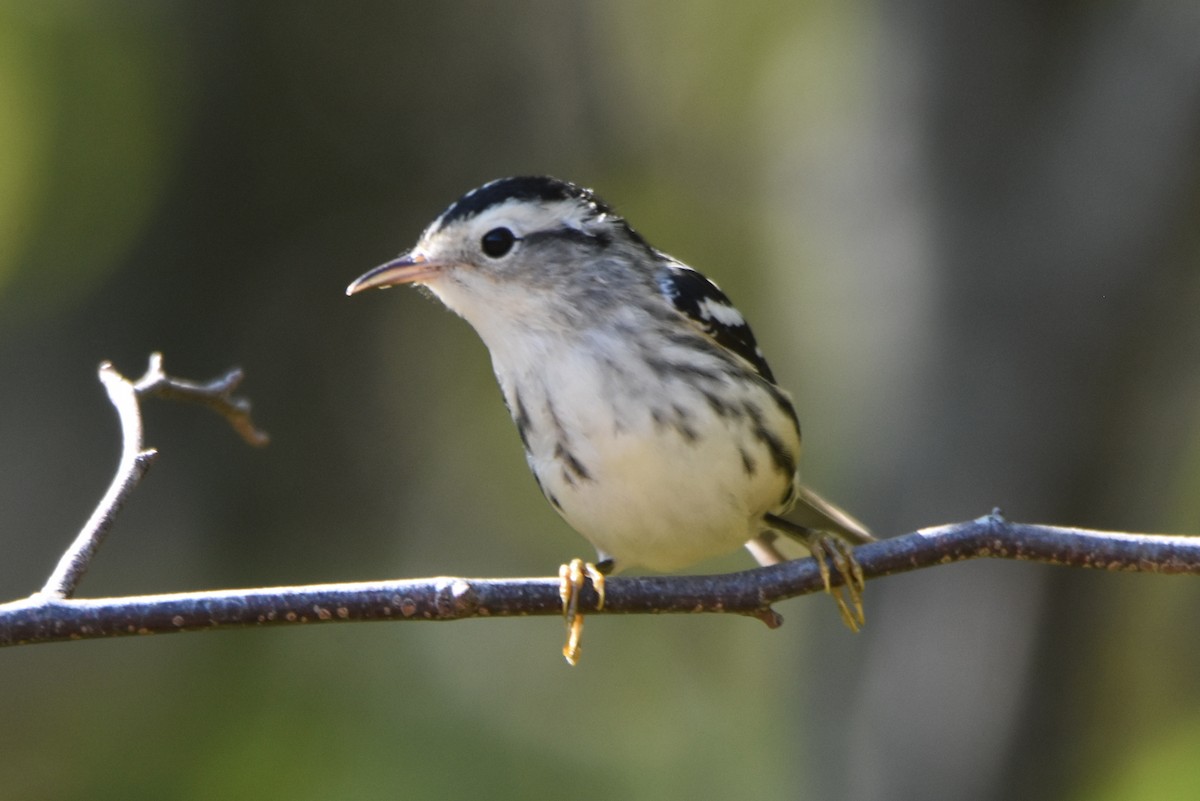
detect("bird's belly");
top-left (528, 398), bottom-right (796, 572)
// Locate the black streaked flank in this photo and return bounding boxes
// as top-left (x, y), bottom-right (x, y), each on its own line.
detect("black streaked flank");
top-left (650, 405), bottom-right (698, 443)
top-left (764, 382), bottom-right (800, 428)
top-left (643, 355), bottom-right (724, 385)
top-left (527, 465), bottom-right (562, 512)
top-left (670, 404), bottom-right (699, 443)
top-left (657, 263), bottom-right (776, 382)
top-left (742, 401), bottom-right (796, 477)
top-left (760, 381), bottom-right (801, 450)
top-left (739, 447), bottom-right (757, 476)
top-left (511, 392), bottom-right (533, 451)
top-left (555, 442), bottom-right (592, 485)
top-left (758, 426), bottom-right (795, 477)
top-left (700, 389), bottom-right (734, 418)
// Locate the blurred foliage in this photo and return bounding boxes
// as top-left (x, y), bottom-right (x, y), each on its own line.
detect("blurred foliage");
top-left (1082, 711), bottom-right (1200, 801)
top-left (0, 5), bottom-right (183, 328)
top-left (1, 2), bottom-right (1199, 801)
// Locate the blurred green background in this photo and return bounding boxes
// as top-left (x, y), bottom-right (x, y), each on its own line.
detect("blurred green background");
top-left (2, 3), bottom-right (1199, 799)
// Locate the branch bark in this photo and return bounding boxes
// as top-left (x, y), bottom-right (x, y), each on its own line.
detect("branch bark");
top-left (1, 516), bottom-right (1198, 647)
top-left (2, 355), bottom-right (1196, 650)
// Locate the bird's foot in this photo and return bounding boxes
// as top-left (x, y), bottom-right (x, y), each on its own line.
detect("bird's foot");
top-left (558, 558), bottom-right (607, 665)
top-left (805, 534), bottom-right (866, 632)
top-left (762, 514), bottom-right (869, 632)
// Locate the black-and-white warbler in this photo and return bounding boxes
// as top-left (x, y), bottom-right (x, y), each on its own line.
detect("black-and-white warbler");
top-left (347, 176), bottom-right (872, 662)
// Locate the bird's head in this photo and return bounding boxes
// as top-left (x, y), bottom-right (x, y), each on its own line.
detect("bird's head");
top-left (347, 176), bottom-right (653, 332)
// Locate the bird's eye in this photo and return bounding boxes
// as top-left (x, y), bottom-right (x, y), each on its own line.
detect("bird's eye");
top-left (480, 227), bottom-right (516, 258)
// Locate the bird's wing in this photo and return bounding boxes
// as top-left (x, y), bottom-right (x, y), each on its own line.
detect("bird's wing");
top-left (655, 257), bottom-right (776, 383)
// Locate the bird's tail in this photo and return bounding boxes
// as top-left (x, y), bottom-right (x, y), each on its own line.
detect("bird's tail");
top-left (781, 485), bottom-right (874, 544)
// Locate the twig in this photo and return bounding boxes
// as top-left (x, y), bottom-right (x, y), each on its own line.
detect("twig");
top-left (3, 514), bottom-right (1197, 647)
top-left (35, 354), bottom-right (267, 599)
top-left (134, 353), bottom-right (269, 447)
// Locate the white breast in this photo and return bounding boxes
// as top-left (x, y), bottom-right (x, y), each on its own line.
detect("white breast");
top-left (487, 325), bottom-right (799, 572)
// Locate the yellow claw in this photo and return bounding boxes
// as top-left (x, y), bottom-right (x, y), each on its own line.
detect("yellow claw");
top-left (762, 514), bottom-right (869, 631)
top-left (807, 535), bottom-right (866, 632)
top-left (558, 559), bottom-right (606, 665)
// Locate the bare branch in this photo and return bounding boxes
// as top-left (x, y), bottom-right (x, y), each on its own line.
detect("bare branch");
top-left (5, 513), bottom-right (1197, 647)
top-left (10, 354), bottom-right (1197, 654)
top-left (35, 354), bottom-right (266, 599)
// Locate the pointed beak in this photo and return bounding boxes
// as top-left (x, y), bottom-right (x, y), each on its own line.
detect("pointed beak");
top-left (345, 251), bottom-right (444, 296)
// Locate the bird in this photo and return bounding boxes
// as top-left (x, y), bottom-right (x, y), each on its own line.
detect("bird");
top-left (346, 176), bottom-right (873, 663)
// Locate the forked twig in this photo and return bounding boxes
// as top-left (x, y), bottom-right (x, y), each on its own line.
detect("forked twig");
top-left (134, 353), bottom-right (268, 448)
top-left (35, 354), bottom-right (267, 599)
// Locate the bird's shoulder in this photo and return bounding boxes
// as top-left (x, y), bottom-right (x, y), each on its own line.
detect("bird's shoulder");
top-left (653, 255), bottom-right (776, 383)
